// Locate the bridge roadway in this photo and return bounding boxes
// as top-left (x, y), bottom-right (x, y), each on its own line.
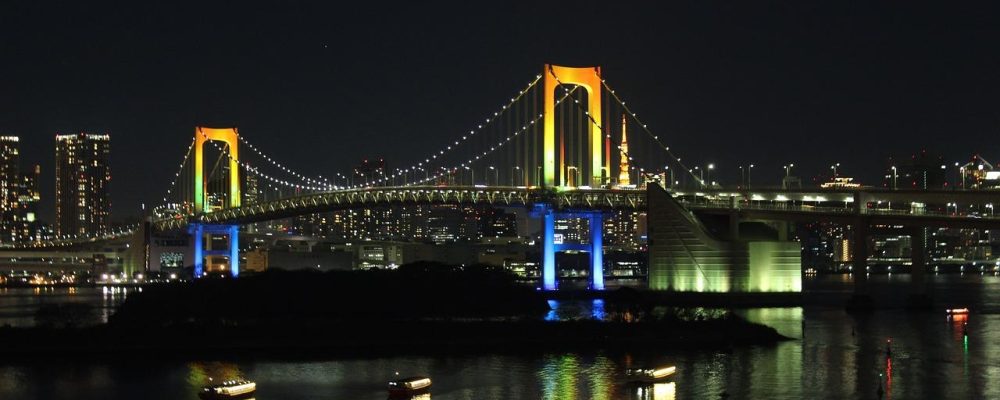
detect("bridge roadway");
top-left (153, 185), bottom-right (1000, 231)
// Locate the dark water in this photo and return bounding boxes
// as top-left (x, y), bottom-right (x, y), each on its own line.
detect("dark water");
top-left (0, 286), bottom-right (130, 328)
top-left (1, 275), bottom-right (1000, 399)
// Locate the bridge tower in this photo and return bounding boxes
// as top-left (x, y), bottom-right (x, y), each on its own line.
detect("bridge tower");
top-left (539, 65), bottom-right (607, 290)
top-left (542, 64), bottom-right (604, 188)
top-left (190, 127), bottom-right (241, 278)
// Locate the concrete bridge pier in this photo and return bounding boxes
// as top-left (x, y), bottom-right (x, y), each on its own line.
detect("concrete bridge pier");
top-left (534, 203), bottom-right (605, 291)
top-left (189, 223), bottom-right (240, 278)
top-left (907, 227), bottom-right (932, 309)
top-left (847, 217), bottom-right (874, 310)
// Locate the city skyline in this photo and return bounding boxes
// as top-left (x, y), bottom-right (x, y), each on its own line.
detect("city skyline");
top-left (3, 2), bottom-right (1000, 221)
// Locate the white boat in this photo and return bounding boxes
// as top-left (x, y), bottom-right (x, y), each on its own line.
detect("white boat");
top-left (199, 378), bottom-right (257, 399)
top-left (623, 366), bottom-right (676, 384)
top-left (388, 376), bottom-right (432, 396)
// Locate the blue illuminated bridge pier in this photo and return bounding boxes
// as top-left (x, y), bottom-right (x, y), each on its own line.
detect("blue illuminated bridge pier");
top-left (3, 64), bottom-right (1000, 303)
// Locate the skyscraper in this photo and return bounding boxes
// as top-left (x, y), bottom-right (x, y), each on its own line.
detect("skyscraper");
top-left (55, 133), bottom-right (111, 236)
top-left (1, 136), bottom-right (21, 241)
top-left (1, 137), bottom-right (42, 242)
top-left (13, 165), bottom-right (41, 241)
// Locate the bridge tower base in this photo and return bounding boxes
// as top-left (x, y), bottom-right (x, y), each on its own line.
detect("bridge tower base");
top-left (846, 216), bottom-right (874, 311)
top-left (906, 227), bottom-right (932, 309)
top-left (534, 204), bottom-right (605, 291)
top-left (189, 223), bottom-right (240, 278)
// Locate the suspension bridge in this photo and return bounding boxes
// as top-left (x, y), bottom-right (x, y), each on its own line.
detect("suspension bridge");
top-left (5, 64), bottom-right (1000, 294)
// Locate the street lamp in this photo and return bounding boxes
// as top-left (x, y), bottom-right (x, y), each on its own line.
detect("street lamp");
top-left (511, 166), bottom-right (521, 186)
top-left (707, 164), bottom-right (715, 187)
top-left (464, 166), bottom-right (474, 186)
top-left (784, 163), bottom-right (795, 177)
top-left (694, 166), bottom-right (704, 187)
top-left (831, 163), bottom-right (840, 179)
top-left (890, 166), bottom-right (897, 190)
top-left (960, 165), bottom-right (967, 189)
top-left (489, 166), bottom-right (497, 186)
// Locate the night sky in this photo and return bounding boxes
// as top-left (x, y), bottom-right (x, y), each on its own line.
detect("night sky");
top-left (2, 2), bottom-right (999, 222)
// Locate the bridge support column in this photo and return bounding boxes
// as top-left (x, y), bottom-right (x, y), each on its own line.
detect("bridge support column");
top-left (729, 212), bottom-right (740, 241)
top-left (542, 206), bottom-right (557, 291)
top-left (188, 223), bottom-right (240, 279)
top-left (534, 204), bottom-right (604, 291)
top-left (907, 227), bottom-right (931, 309)
top-left (229, 224), bottom-right (240, 278)
top-left (589, 212), bottom-right (605, 290)
top-left (191, 223), bottom-right (204, 278)
top-left (847, 217), bottom-right (873, 310)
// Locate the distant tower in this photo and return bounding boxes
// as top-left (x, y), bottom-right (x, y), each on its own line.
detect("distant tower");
top-left (617, 114), bottom-right (631, 186)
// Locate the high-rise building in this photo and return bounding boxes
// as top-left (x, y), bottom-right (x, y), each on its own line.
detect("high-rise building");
top-left (1, 136), bottom-right (43, 242)
top-left (604, 210), bottom-right (641, 249)
top-left (13, 165), bottom-right (41, 241)
top-left (1, 136), bottom-right (21, 241)
top-left (55, 133), bottom-right (111, 236)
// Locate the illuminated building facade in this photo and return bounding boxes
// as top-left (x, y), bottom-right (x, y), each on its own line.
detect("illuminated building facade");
top-left (604, 210), bottom-right (643, 249)
top-left (1, 136), bottom-right (20, 241)
top-left (282, 204), bottom-right (520, 245)
top-left (480, 208), bottom-right (517, 238)
top-left (13, 165), bottom-right (41, 241)
top-left (0, 137), bottom-right (39, 242)
top-left (55, 133), bottom-right (111, 236)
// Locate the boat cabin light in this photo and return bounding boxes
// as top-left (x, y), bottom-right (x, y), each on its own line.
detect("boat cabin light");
top-left (651, 366), bottom-right (676, 379)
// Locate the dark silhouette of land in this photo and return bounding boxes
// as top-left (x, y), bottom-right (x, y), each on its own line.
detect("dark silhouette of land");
top-left (0, 263), bottom-right (786, 358)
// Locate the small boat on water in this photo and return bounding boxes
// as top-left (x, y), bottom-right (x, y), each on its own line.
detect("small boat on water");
top-left (388, 376), bottom-right (432, 396)
top-left (199, 378), bottom-right (257, 399)
top-left (946, 308), bottom-right (970, 315)
top-left (623, 366), bottom-right (676, 384)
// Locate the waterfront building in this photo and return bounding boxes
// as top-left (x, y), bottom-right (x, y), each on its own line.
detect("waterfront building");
top-left (55, 133), bottom-right (111, 236)
top-left (0, 136), bottom-right (20, 242)
top-left (0, 137), bottom-right (42, 242)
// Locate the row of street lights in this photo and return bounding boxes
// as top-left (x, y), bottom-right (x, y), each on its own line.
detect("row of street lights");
top-left (323, 161), bottom-right (975, 190)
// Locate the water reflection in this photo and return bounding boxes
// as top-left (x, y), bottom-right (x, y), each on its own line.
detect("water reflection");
top-left (538, 354), bottom-right (580, 399)
top-left (545, 300), bottom-right (559, 321)
top-left (187, 361), bottom-right (247, 390)
top-left (591, 299), bottom-right (606, 320)
top-left (388, 394), bottom-right (430, 400)
top-left (633, 382), bottom-right (676, 400)
top-left (0, 276), bottom-right (999, 398)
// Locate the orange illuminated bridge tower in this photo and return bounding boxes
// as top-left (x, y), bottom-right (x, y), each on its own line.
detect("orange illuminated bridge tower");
top-left (542, 64), bottom-right (605, 188)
